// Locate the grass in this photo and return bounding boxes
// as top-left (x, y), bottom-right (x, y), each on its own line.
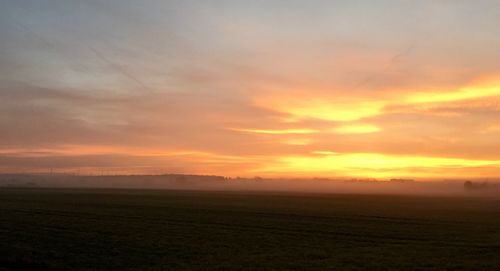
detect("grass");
top-left (1, 188), bottom-right (500, 270)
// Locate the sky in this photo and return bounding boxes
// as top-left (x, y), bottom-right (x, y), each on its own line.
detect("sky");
top-left (1, 0), bottom-right (500, 179)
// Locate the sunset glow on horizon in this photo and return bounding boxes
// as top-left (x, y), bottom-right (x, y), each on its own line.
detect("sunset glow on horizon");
top-left (2, 1), bottom-right (500, 179)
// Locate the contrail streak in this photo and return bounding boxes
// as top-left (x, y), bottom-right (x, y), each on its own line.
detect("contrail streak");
top-left (88, 46), bottom-right (150, 92)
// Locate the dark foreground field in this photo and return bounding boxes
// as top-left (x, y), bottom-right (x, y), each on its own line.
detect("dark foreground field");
top-left (1, 188), bottom-right (500, 270)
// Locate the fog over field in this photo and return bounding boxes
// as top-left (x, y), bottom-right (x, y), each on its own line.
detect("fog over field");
top-left (1, 174), bottom-right (499, 197)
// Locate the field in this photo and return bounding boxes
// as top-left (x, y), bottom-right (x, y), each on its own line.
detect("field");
top-left (1, 188), bottom-right (500, 270)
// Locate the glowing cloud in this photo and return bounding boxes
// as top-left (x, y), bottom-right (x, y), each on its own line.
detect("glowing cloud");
top-left (255, 79), bottom-right (500, 124)
top-left (254, 97), bottom-right (385, 121)
top-left (256, 153), bottom-right (500, 178)
top-left (333, 124), bottom-right (381, 134)
top-left (406, 83), bottom-right (500, 104)
top-left (284, 138), bottom-right (314, 145)
top-left (229, 128), bottom-right (318, 135)
top-left (312, 151), bottom-right (339, 155)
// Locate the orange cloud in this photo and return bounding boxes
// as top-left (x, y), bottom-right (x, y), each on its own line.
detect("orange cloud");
top-left (254, 153), bottom-right (500, 178)
top-left (254, 96), bottom-right (385, 121)
top-left (228, 128), bottom-right (318, 134)
top-left (332, 124), bottom-right (381, 134)
top-left (406, 82), bottom-right (500, 104)
top-left (283, 138), bottom-right (314, 145)
top-left (254, 77), bottom-right (500, 123)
